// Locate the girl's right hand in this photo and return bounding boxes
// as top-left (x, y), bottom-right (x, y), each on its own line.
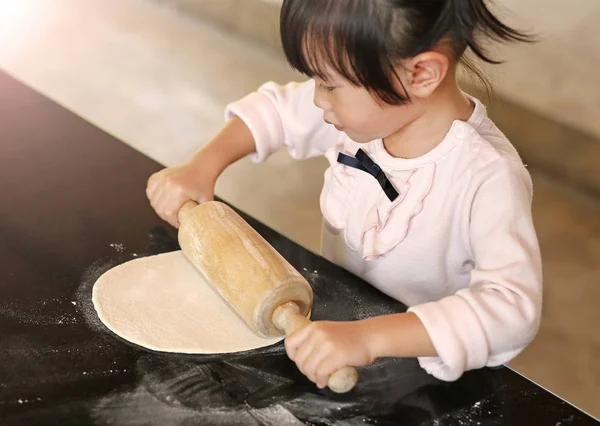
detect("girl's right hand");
top-left (146, 116), bottom-right (257, 228)
top-left (146, 161), bottom-right (216, 229)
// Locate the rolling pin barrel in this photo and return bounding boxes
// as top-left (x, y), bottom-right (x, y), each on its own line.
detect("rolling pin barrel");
top-left (177, 200), bottom-right (313, 337)
top-left (177, 200), bottom-right (357, 393)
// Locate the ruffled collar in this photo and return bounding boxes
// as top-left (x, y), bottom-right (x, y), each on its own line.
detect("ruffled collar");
top-left (320, 94), bottom-right (486, 260)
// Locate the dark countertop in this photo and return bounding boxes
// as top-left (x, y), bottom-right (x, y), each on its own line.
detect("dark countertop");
top-left (0, 70), bottom-right (597, 426)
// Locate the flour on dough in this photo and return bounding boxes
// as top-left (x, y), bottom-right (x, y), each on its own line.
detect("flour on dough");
top-left (92, 251), bottom-right (283, 353)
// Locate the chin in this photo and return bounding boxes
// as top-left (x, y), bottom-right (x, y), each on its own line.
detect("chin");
top-left (346, 132), bottom-right (376, 144)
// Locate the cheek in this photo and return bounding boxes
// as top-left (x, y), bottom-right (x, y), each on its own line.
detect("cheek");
top-left (330, 91), bottom-right (401, 136)
top-left (339, 106), bottom-right (389, 133)
top-left (338, 95), bottom-right (387, 129)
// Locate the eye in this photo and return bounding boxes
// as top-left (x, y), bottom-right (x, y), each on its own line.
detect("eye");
top-left (319, 83), bottom-right (336, 92)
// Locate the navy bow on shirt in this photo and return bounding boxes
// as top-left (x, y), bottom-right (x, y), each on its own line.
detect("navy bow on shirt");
top-left (337, 149), bottom-right (399, 202)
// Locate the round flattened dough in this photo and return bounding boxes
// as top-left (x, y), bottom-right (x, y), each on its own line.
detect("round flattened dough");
top-left (92, 251), bottom-right (283, 354)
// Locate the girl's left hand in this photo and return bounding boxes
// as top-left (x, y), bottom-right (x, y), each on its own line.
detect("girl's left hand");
top-left (284, 320), bottom-right (376, 389)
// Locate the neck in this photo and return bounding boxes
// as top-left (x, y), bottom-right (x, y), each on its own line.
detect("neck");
top-left (383, 77), bottom-right (474, 159)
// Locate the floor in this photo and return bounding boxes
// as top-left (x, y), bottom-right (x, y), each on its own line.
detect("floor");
top-left (0, 0), bottom-right (598, 419)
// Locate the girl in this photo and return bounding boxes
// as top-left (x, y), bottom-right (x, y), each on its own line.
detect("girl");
top-left (146, 0), bottom-right (542, 389)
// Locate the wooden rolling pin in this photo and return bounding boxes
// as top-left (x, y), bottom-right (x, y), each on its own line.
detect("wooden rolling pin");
top-left (177, 200), bottom-right (358, 393)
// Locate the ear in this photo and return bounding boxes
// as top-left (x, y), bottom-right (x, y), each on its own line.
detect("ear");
top-left (402, 52), bottom-right (449, 98)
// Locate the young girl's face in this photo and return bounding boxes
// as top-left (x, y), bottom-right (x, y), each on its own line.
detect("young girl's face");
top-left (313, 69), bottom-right (423, 144)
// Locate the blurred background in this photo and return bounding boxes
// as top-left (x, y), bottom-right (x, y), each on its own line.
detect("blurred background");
top-left (0, 0), bottom-right (598, 418)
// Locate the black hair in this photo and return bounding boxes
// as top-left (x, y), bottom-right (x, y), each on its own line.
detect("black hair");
top-left (280, 0), bottom-right (533, 105)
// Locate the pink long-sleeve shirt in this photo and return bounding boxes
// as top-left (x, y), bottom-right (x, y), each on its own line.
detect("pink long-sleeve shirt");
top-left (225, 79), bottom-right (543, 381)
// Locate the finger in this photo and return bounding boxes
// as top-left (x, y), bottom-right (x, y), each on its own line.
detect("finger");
top-left (149, 175), bottom-right (172, 211)
top-left (290, 334), bottom-right (313, 367)
top-left (284, 324), bottom-right (313, 361)
top-left (170, 193), bottom-right (193, 229)
top-left (302, 344), bottom-right (330, 387)
top-left (154, 190), bottom-right (181, 229)
top-left (166, 213), bottom-right (180, 229)
top-left (149, 185), bottom-right (165, 214)
top-left (292, 337), bottom-right (318, 382)
top-left (298, 348), bottom-right (321, 384)
top-left (315, 356), bottom-right (340, 389)
top-left (148, 188), bottom-right (159, 212)
top-left (162, 198), bottom-right (182, 229)
top-left (146, 172), bottom-right (161, 199)
top-left (163, 187), bottom-right (191, 229)
top-left (285, 324), bottom-right (313, 356)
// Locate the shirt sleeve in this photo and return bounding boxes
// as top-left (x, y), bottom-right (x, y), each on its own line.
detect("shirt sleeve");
top-left (224, 79), bottom-right (338, 163)
top-left (408, 158), bottom-right (543, 381)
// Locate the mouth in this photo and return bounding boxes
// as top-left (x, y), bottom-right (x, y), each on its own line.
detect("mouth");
top-left (324, 119), bottom-right (344, 131)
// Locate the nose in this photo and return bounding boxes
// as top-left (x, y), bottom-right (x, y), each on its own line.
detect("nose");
top-left (313, 84), bottom-right (332, 112)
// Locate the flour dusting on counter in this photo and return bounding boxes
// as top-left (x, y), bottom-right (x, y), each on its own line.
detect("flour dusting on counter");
top-left (109, 243), bottom-right (125, 253)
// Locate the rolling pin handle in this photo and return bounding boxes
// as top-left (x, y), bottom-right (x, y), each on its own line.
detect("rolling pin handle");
top-left (178, 200), bottom-right (199, 227)
top-left (272, 301), bottom-right (310, 334)
top-left (272, 302), bottom-right (358, 394)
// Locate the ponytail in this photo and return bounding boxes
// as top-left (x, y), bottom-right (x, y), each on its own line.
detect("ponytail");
top-left (450, 0), bottom-right (533, 64)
